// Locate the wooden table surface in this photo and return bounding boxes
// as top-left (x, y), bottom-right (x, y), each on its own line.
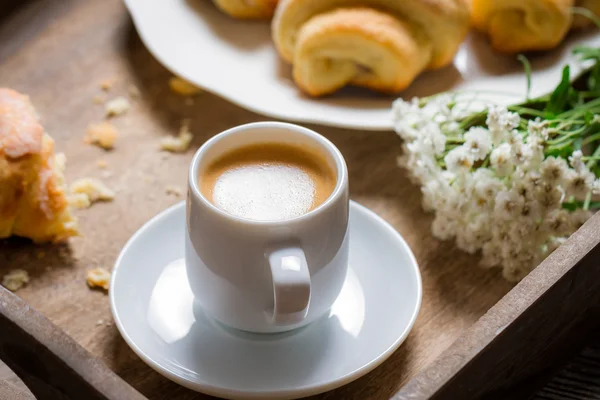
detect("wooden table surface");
top-left (0, 1), bottom-right (515, 398)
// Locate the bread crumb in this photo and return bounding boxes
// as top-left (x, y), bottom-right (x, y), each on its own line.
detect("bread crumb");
top-left (93, 95), bottom-right (105, 104)
top-left (169, 77), bottom-right (202, 96)
top-left (85, 122), bottom-right (118, 149)
top-left (2, 269), bottom-right (30, 292)
top-left (86, 268), bottom-right (110, 291)
top-left (68, 193), bottom-right (92, 209)
top-left (105, 96), bottom-right (131, 118)
top-left (54, 152), bottom-right (67, 171)
top-left (96, 159), bottom-right (108, 169)
top-left (165, 185), bottom-right (183, 197)
top-left (128, 85), bottom-right (140, 99)
top-left (96, 319), bottom-right (104, 325)
top-left (100, 79), bottom-right (114, 91)
top-left (70, 178), bottom-right (115, 205)
top-left (160, 119), bottom-right (193, 153)
top-left (184, 98), bottom-right (195, 106)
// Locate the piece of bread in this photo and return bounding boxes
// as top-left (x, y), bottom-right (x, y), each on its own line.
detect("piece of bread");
top-left (0, 88), bottom-right (78, 243)
top-left (272, 0), bottom-right (470, 96)
top-left (212, 0), bottom-right (279, 19)
top-left (471, 0), bottom-right (574, 53)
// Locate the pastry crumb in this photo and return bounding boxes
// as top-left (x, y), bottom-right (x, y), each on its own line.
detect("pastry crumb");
top-left (68, 193), bottom-right (92, 209)
top-left (2, 269), bottom-right (30, 292)
top-left (165, 185), bottom-right (183, 197)
top-left (169, 76), bottom-right (202, 96)
top-left (160, 119), bottom-right (193, 153)
top-left (128, 85), bottom-right (140, 99)
top-left (100, 79), bottom-right (114, 91)
top-left (85, 122), bottom-right (118, 149)
top-left (105, 96), bottom-right (131, 118)
top-left (93, 95), bottom-right (105, 104)
top-left (96, 159), bottom-right (108, 169)
top-left (70, 178), bottom-right (115, 206)
top-left (86, 268), bottom-right (110, 291)
top-left (96, 319), bottom-right (104, 325)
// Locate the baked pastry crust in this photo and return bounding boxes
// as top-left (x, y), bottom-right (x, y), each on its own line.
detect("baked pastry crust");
top-left (272, 0), bottom-right (470, 96)
top-left (212, 0), bottom-right (279, 19)
top-left (0, 88), bottom-right (78, 243)
top-left (471, 0), bottom-right (574, 53)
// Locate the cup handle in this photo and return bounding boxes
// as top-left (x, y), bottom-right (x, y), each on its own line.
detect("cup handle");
top-left (267, 247), bottom-right (311, 326)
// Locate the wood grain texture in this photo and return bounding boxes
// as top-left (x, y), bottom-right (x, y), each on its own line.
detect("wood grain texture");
top-left (0, 0), bottom-right (515, 399)
top-left (394, 211), bottom-right (600, 399)
top-left (533, 327), bottom-right (600, 400)
top-left (0, 286), bottom-right (146, 399)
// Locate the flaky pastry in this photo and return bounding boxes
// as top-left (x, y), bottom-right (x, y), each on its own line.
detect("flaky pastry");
top-left (212, 0), bottom-right (279, 19)
top-left (0, 88), bottom-right (78, 243)
top-left (471, 0), bottom-right (574, 53)
top-left (272, 0), bottom-right (470, 96)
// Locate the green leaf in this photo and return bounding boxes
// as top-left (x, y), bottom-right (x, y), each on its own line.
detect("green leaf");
top-left (571, 6), bottom-right (600, 30)
top-left (585, 111), bottom-right (593, 124)
top-left (546, 66), bottom-right (572, 116)
top-left (517, 54), bottom-right (532, 100)
top-left (562, 200), bottom-right (600, 211)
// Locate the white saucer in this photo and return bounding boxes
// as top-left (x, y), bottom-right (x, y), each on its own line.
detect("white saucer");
top-left (110, 201), bottom-right (422, 399)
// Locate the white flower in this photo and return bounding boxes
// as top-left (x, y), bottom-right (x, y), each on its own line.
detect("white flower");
top-left (569, 150), bottom-right (585, 172)
top-left (392, 94), bottom-right (595, 283)
top-left (464, 127), bottom-right (492, 160)
top-left (527, 119), bottom-right (547, 137)
top-left (564, 167), bottom-right (595, 198)
top-left (487, 106), bottom-right (520, 145)
top-left (494, 189), bottom-right (525, 219)
top-left (481, 241), bottom-right (502, 268)
top-left (570, 209), bottom-right (593, 231)
top-left (520, 200), bottom-right (542, 221)
top-left (431, 215), bottom-right (456, 240)
top-left (543, 209), bottom-right (572, 237)
top-left (444, 146), bottom-right (474, 173)
top-left (490, 143), bottom-right (514, 176)
top-left (473, 171), bottom-right (505, 206)
top-left (540, 157), bottom-right (569, 184)
top-left (534, 183), bottom-right (564, 210)
top-left (523, 137), bottom-right (544, 170)
top-left (593, 179), bottom-right (600, 195)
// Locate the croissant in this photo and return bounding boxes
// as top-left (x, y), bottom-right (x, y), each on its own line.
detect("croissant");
top-left (212, 0), bottom-right (279, 18)
top-left (0, 88), bottom-right (78, 243)
top-left (471, 0), bottom-right (574, 53)
top-left (272, 0), bottom-right (470, 96)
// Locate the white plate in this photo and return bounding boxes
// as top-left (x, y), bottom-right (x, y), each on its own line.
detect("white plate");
top-left (124, 0), bottom-right (600, 131)
top-left (110, 200), bottom-right (422, 399)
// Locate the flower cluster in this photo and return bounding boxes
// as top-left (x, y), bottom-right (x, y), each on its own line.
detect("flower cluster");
top-left (393, 94), bottom-right (598, 281)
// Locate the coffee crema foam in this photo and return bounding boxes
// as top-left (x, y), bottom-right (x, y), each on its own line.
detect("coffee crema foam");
top-left (213, 165), bottom-right (315, 221)
top-left (200, 143), bottom-right (336, 221)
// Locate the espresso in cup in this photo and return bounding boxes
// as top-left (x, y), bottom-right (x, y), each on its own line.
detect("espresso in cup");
top-left (199, 143), bottom-right (336, 221)
top-left (187, 122), bottom-right (349, 333)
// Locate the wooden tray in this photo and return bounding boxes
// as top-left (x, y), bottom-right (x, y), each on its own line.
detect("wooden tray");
top-left (1, 1), bottom-right (600, 399)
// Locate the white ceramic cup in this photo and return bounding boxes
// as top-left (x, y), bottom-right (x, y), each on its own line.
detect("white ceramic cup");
top-left (185, 122), bottom-right (349, 333)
